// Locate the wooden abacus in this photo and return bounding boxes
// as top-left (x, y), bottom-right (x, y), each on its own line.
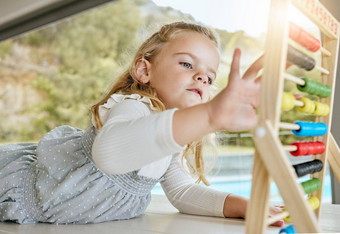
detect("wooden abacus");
top-left (245, 0), bottom-right (340, 233)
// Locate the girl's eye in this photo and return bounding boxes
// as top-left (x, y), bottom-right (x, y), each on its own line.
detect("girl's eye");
top-left (180, 62), bottom-right (192, 69)
top-left (208, 77), bottom-right (215, 85)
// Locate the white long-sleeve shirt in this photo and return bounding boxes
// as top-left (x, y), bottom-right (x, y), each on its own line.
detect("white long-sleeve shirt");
top-left (91, 94), bottom-right (228, 217)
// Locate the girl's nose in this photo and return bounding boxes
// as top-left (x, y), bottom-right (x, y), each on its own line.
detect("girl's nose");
top-left (195, 75), bottom-right (207, 85)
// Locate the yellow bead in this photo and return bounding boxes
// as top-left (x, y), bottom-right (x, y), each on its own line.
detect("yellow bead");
top-left (282, 196), bottom-right (319, 223)
top-left (297, 97), bottom-right (315, 114)
top-left (282, 208), bottom-right (292, 222)
top-left (281, 92), bottom-right (295, 110)
top-left (308, 196), bottom-right (320, 210)
top-left (314, 102), bottom-right (330, 116)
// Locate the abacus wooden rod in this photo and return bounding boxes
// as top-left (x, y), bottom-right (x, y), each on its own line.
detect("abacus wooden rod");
top-left (295, 100), bottom-right (304, 107)
top-left (328, 134), bottom-right (340, 183)
top-left (282, 145), bottom-right (298, 152)
top-left (266, 211), bottom-right (290, 226)
top-left (315, 64), bottom-right (330, 75)
top-left (284, 73), bottom-right (305, 85)
top-left (279, 122), bottom-right (300, 130)
top-left (282, 96), bottom-right (305, 108)
top-left (320, 47), bottom-right (331, 56)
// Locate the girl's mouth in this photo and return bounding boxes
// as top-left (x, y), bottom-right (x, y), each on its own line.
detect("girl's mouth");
top-left (187, 88), bottom-right (202, 98)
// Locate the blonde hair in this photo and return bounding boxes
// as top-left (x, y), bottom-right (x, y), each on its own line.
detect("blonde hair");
top-left (91, 21), bottom-right (219, 185)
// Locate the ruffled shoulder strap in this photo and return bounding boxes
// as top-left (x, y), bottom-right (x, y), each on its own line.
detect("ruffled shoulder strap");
top-left (92, 94), bottom-right (157, 127)
top-left (103, 94), bottom-right (157, 111)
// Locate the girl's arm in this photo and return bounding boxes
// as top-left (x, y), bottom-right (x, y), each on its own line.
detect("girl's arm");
top-left (223, 194), bottom-right (248, 218)
top-left (161, 154), bottom-right (229, 217)
top-left (161, 154), bottom-right (283, 226)
top-left (92, 99), bottom-right (185, 174)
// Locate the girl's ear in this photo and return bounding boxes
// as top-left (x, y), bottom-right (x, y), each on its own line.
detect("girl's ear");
top-left (135, 58), bottom-right (152, 84)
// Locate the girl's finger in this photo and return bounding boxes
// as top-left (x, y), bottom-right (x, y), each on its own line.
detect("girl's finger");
top-left (255, 75), bottom-right (262, 84)
top-left (228, 48), bottom-right (241, 82)
top-left (243, 54), bottom-right (264, 80)
top-left (271, 219), bottom-right (284, 227)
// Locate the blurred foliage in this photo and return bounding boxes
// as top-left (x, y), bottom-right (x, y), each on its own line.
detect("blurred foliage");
top-left (0, 40), bottom-right (13, 58)
top-left (0, 0), bottom-right (323, 147)
top-left (27, 0), bottom-right (142, 134)
top-left (1, 0), bottom-right (143, 142)
top-left (1, 0), bottom-right (200, 142)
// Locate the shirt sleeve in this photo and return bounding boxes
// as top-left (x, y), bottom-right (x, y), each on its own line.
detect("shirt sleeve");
top-left (160, 153), bottom-right (230, 217)
top-left (91, 99), bottom-right (185, 174)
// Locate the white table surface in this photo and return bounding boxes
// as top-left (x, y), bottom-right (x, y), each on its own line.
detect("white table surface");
top-left (0, 195), bottom-right (339, 234)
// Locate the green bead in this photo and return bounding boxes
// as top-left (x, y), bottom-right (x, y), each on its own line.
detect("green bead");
top-left (297, 77), bottom-right (331, 97)
top-left (301, 178), bottom-right (321, 194)
top-left (320, 85), bottom-right (332, 97)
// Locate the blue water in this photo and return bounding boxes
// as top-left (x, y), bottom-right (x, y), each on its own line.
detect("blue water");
top-left (151, 173), bottom-right (332, 203)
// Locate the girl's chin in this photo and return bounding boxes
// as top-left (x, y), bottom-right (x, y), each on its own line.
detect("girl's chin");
top-left (177, 101), bottom-right (202, 109)
top-left (164, 96), bottom-right (203, 109)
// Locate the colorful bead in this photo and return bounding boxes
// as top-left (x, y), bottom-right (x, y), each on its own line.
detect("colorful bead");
top-left (279, 224), bottom-right (296, 234)
top-left (283, 212), bottom-right (292, 223)
top-left (294, 96), bottom-right (330, 116)
top-left (290, 141), bottom-right (326, 156)
top-left (282, 92), bottom-right (296, 110)
top-left (308, 196), bottom-right (320, 210)
top-left (293, 121), bottom-right (327, 137)
top-left (289, 22), bottom-right (320, 52)
top-left (293, 159), bottom-right (323, 177)
top-left (313, 102), bottom-right (330, 116)
top-left (287, 45), bottom-right (315, 71)
top-left (283, 196), bottom-right (320, 223)
top-left (297, 77), bottom-right (331, 98)
top-left (301, 178), bottom-right (321, 194)
top-left (296, 97), bottom-right (315, 114)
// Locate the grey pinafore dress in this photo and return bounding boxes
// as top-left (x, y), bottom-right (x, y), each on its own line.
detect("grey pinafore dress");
top-left (0, 125), bottom-right (160, 224)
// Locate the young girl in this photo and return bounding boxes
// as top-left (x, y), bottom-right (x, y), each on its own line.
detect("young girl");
top-left (0, 22), bottom-right (283, 226)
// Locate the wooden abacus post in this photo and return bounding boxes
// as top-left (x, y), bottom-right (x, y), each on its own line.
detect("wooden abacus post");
top-left (245, 0), bottom-right (340, 233)
top-left (329, 134), bottom-right (340, 182)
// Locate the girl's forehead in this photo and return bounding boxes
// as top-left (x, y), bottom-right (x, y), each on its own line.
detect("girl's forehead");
top-left (164, 31), bottom-right (219, 54)
top-left (170, 31), bottom-right (211, 43)
top-left (161, 31), bottom-right (220, 67)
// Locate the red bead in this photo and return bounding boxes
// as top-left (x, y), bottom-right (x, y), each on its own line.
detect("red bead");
top-left (290, 141), bottom-right (325, 156)
top-left (312, 141), bottom-right (326, 154)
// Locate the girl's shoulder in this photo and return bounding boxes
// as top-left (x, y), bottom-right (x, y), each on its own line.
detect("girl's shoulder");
top-left (103, 94), bottom-right (157, 111)
top-left (92, 94), bottom-right (157, 126)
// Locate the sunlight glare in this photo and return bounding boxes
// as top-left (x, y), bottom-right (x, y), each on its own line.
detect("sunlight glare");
top-left (288, 4), bottom-right (318, 33)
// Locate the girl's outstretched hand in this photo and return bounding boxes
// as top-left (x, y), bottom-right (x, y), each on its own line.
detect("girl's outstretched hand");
top-left (208, 48), bottom-right (263, 132)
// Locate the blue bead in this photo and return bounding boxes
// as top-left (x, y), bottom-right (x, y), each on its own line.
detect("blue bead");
top-left (293, 121), bottom-right (327, 137)
top-left (279, 224), bottom-right (296, 234)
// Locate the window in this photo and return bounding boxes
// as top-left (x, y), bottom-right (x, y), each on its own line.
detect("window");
top-left (0, 0), bottom-right (333, 203)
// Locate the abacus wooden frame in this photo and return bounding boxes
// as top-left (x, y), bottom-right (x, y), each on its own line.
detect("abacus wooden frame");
top-left (245, 0), bottom-right (340, 233)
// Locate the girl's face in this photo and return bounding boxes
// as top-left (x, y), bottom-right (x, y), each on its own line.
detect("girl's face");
top-left (148, 31), bottom-right (220, 109)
